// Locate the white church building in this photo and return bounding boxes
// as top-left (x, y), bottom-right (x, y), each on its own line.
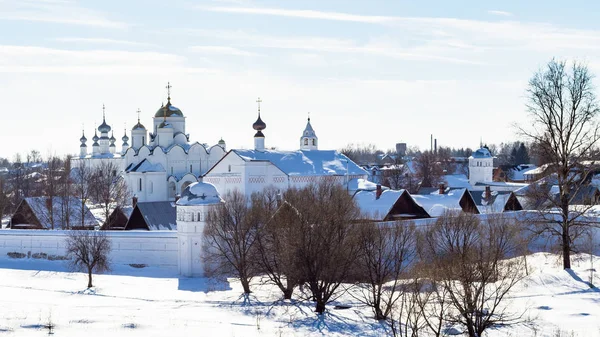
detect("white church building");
top-left (203, 111), bottom-right (368, 197)
top-left (72, 84), bottom-right (227, 203)
top-left (73, 85), bottom-right (367, 204)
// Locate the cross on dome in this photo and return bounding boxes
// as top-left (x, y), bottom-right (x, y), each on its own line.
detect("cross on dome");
top-left (256, 97), bottom-right (262, 114)
top-left (166, 82), bottom-right (172, 102)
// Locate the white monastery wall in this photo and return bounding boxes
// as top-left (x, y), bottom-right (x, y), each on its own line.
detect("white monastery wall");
top-left (0, 230), bottom-right (178, 268)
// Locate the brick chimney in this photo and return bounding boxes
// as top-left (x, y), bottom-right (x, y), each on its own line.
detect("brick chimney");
top-left (376, 184), bottom-right (382, 200)
top-left (132, 195), bottom-right (138, 208)
top-left (439, 183), bottom-right (446, 195)
top-left (485, 186), bottom-right (491, 199)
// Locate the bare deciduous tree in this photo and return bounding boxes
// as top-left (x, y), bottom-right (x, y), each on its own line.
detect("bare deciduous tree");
top-left (285, 181), bottom-right (362, 314)
top-left (414, 150), bottom-right (444, 188)
top-left (354, 222), bottom-right (416, 321)
top-left (90, 161), bottom-right (129, 226)
top-left (520, 59), bottom-right (600, 269)
top-left (253, 188), bottom-right (299, 300)
top-left (72, 160), bottom-right (93, 229)
top-left (420, 212), bottom-right (526, 337)
top-left (204, 190), bottom-right (261, 294)
top-left (65, 230), bottom-right (111, 288)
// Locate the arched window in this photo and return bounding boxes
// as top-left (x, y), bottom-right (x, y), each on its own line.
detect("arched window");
top-left (138, 178), bottom-right (142, 191)
top-left (191, 213), bottom-right (195, 221)
top-left (197, 212), bottom-right (201, 221)
top-left (304, 138), bottom-right (308, 145)
top-left (312, 139), bottom-right (316, 146)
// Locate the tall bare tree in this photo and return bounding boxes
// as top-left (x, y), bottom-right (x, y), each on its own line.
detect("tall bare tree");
top-left (90, 161), bottom-right (129, 226)
top-left (420, 212), bottom-right (526, 337)
top-left (72, 160), bottom-right (93, 229)
top-left (44, 156), bottom-right (63, 230)
top-left (204, 190), bottom-right (261, 294)
top-left (520, 59), bottom-right (600, 269)
top-left (253, 188), bottom-right (299, 300)
top-left (285, 181), bottom-right (362, 314)
top-left (354, 222), bottom-right (416, 321)
top-left (0, 176), bottom-right (11, 225)
top-left (414, 150), bottom-right (444, 188)
top-left (65, 230), bottom-right (111, 288)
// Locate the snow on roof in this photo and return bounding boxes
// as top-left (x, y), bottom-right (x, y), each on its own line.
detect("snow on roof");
top-left (523, 164), bottom-right (549, 176)
top-left (470, 190), bottom-right (513, 213)
top-left (509, 164), bottom-right (537, 181)
top-left (469, 147), bottom-right (493, 159)
top-left (20, 197), bottom-right (97, 229)
top-left (232, 149), bottom-right (368, 176)
top-left (348, 178), bottom-right (389, 193)
top-left (133, 202), bottom-right (177, 230)
top-left (177, 182), bottom-right (224, 206)
top-left (443, 174), bottom-right (471, 188)
top-left (411, 189), bottom-right (466, 217)
top-left (127, 159), bottom-right (165, 173)
top-left (353, 189), bottom-right (405, 221)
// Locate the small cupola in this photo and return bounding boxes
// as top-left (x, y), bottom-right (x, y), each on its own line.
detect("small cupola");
top-left (253, 97), bottom-right (266, 151)
top-left (300, 114), bottom-right (318, 150)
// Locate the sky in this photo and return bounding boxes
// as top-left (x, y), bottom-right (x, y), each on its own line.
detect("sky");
top-left (2, 0), bottom-right (600, 159)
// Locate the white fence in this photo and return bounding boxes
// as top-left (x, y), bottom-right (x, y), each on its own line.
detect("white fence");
top-left (0, 230), bottom-right (178, 268)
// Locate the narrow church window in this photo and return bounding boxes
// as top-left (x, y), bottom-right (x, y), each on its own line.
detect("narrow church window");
top-left (304, 138), bottom-right (308, 145)
top-left (197, 212), bottom-right (201, 221)
top-left (171, 167), bottom-right (173, 175)
top-left (312, 139), bottom-right (316, 146)
top-left (228, 165), bottom-right (231, 172)
top-left (142, 137), bottom-right (145, 144)
top-left (191, 213), bottom-right (195, 221)
top-left (150, 181), bottom-right (153, 194)
top-left (138, 178), bottom-right (142, 191)
top-left (190, 164), bottom-right (192, 173)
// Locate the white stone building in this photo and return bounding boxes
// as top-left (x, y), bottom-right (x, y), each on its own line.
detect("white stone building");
top-left (176, 181), bottom-right (223, 277)
top-left (74, 87), bottom-right (366, 204)
top-left (468, 146), bottom-right (495, 185)
top-left (203, 113), bottom-right (368, 196)
top-left (73, 85), bottom-right (226, 203)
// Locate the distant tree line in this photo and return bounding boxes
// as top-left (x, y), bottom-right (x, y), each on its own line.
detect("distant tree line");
top-left (0, 150), bottom-right (128, 229)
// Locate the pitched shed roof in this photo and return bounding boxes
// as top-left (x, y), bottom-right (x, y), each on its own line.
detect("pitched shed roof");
top-left (470, 190), bottom-right (523, 213)
top-left (231, 149), bottom-right (368, 176)
top-left (411, 188), bottom-right (479, 216)
top-left (11, 197), bottom-right (97, 229)
top-left (125, 201), bottom-right (176, 230)
top-left (354, 189), bottom-right (429, 221)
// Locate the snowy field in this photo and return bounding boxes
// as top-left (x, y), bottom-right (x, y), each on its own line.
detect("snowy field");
top-left (0, 253), bottom-right (598, 337)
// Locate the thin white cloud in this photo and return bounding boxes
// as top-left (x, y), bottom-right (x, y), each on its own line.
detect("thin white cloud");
top-left (53, 37), bottom-right (155, 47)
top-left (188, 46), bottom-right (259, 57)
top-left (181, 29), bottom-right (485, 65)
top-left (488, 10), bottom-right (513, 17)
top-left (0, 45), bottom-right (219, 74)
top-left (0, 0), bottom-right (128, 28)
top-left (198, 6), bottom-right (395, 24)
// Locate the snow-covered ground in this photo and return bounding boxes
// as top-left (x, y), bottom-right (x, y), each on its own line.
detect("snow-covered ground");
top-left (0, 253), bottom-right (598, 336)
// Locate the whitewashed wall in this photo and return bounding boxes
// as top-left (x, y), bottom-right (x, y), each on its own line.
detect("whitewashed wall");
top-left (0, 230), bottom-right (178, 268)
